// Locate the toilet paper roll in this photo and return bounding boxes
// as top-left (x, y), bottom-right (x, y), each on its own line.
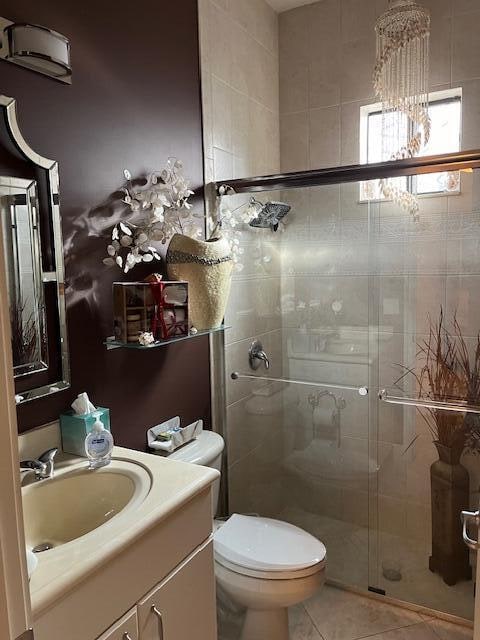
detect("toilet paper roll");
top-left (312, 407), bottom-right (333, 429)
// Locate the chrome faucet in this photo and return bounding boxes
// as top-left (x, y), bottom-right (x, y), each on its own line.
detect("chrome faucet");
top-left (20, 447), bottom-right (58, 481)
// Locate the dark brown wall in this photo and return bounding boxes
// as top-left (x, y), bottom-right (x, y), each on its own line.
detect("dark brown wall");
top-left (1, 0), bottom-right (211, 448)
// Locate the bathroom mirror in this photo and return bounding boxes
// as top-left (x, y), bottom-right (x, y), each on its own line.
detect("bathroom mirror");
top-left (0, 95), bottom-right (70, 402)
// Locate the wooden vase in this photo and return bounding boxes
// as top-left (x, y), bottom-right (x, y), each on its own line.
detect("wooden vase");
top-left (429, 441), bottom-right (471, 586)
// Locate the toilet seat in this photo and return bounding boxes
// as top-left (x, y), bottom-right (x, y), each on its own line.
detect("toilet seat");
top-left (214, 514), bottom-right (326, 580)
top-left (215, 553), bottom-right (325, 580)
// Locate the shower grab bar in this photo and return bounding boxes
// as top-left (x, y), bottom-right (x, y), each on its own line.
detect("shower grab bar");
top-left (231, 372), bottom-right (368, 396)
top-left (379, 389), bottom-right (480, 415)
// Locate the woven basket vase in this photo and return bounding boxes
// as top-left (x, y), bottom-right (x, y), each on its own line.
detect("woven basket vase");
top-left (166, 234), bottom-right (233, 331)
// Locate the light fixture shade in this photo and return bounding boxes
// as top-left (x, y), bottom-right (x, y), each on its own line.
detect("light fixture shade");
top-left (0, 18), bottom-right (71, 83)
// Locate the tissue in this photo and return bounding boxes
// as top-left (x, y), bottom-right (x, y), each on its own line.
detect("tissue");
top-left (71, 392), bottom-right (96, 416)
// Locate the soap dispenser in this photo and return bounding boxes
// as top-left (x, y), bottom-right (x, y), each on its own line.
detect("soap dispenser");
top-left (85, 418), bottom-right (114, 469)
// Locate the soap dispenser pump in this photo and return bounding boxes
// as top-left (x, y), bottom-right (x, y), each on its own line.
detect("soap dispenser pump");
top-left (85, 418), bottom-right (114, 469)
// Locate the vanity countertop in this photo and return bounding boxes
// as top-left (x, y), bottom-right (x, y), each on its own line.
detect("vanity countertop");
top-left (27, 446), bottom-right (218, 616)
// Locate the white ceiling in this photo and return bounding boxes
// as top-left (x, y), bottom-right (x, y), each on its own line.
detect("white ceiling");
top-left (266, 0), bottom-right (318, 13)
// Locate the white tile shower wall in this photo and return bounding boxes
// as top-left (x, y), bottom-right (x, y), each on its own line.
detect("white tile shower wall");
top-left (279, 0), bottom-right (480, 171)
top-left (199, 0), bottom-right (280, 183)
top-left (198, 0), bottom-right (281, 510)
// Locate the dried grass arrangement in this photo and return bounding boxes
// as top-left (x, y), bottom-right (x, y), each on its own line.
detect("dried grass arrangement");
top-left (396, 308), bottom-right (480, 453)
top-left (10, 298), bottom-right (38, 367)
top-left (397, 309), bottom-right (476, 586)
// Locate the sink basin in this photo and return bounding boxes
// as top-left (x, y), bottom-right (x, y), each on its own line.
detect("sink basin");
top-left (23, 460), bottom-right (151, 551)
top-left (325, 338), bottom-right (369, 356)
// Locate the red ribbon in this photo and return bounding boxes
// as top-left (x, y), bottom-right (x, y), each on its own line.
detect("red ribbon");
top-left (148, 281), bottom-right (188, 340)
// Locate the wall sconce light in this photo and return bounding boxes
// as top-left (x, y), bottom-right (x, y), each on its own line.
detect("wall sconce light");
top-left (0, 16), bottom-right (71, 84)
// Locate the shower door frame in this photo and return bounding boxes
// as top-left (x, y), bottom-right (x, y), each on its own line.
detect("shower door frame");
top-left (213, 149), bottom-right (480, 193)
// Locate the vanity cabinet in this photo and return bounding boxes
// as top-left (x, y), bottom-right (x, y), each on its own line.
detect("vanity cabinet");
top-left (97, 608), bottom-right (138, 640)
top-left (33, 480), bottom-right (217, 640)
top-left (95, 540), bottom-right (216, 640)
top-left (137, 540), bottom-right (216, 640)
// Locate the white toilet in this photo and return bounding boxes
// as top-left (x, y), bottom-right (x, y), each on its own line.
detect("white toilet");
top-left (165, 430), bottom-right (326, 640)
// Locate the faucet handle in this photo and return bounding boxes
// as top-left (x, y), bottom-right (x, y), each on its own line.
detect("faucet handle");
top-left (20, 459), bottom-right (47, 472)
top-left (256, 349), bottom-right (270, 370)
top-left (38, 447), bottom-right (58, 478)
top-left (20, 459), bottom-right (48, 481)
top-left (38, 447), bottom-right (58, 463)
top-left (249, 340), bottom-right (271, 371)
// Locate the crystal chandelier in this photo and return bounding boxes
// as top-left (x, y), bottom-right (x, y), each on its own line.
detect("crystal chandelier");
top-left (374, 0), bottom-right (431, 220)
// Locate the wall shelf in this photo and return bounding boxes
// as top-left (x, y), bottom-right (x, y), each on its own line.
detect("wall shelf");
top-left (104, 325), bottom-right (230, 350)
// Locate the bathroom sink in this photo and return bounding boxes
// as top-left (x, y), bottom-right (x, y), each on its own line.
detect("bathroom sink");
top-left (22, 460), bottom-right (151, 551)
top-left (325, 339), bottom-right (369, 356)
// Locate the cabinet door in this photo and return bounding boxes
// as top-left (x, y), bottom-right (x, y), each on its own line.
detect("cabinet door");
top-left (97, 608), bottom-right (138, 640)
top-left (138, 540), bottom-right (217, 640)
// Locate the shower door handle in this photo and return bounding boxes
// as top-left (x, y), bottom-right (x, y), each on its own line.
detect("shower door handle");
top-left (461, 509), bottom-right (480, 550)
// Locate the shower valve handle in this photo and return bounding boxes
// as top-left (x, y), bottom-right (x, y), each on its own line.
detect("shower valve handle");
top-left (249, 340), bottom-right (270, 371)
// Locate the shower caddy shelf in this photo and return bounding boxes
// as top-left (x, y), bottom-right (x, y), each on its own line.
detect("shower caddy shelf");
top-left (105, 325), bottom-right (230, 350)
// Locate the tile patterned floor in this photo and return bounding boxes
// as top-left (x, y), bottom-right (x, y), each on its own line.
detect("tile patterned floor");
top-left (218, 585), bottom-right (474, 640)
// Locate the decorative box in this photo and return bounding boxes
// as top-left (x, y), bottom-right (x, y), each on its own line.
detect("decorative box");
top-left (147, 416), bottom-right (203, 454)
top-left (113, 279), bottom-right (189, 344)
top-left (60, 407), bottom-right (110, 457)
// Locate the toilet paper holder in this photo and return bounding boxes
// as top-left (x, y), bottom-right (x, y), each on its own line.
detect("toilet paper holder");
top-left (308, 391), bottom-right (347, 445)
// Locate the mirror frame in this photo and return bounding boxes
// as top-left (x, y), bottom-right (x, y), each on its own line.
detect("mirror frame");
top-left (1, 176), bottom-right (48, 377)
top-left (0, 95), bottom-right (70, 403)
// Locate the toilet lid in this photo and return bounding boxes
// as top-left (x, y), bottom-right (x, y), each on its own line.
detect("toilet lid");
top-left (214, 514), bottom-right (326, 574)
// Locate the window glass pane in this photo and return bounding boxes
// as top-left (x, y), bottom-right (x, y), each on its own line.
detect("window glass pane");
top-left (361, 95), bottom-right (461, 201)
top-left (417, 99), bottom-right (461, 194)
top-left (367, 111), bottom-right (409, 163)
top-left (362, 111), bottom-right (407, 200)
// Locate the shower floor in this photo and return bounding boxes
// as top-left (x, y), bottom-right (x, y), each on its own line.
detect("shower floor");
top-left (280, 506), bottom-right (475, 622)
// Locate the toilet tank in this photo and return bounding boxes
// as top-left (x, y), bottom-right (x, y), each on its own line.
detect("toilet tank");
top-left (165, 430), bottom-right (224, 516)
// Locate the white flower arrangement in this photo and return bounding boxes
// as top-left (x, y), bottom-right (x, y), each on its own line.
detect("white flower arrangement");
top-left (210, 197), bottom-right (264, 272)
top-left (103, 158), bottom-right (202, 273)
top-left (103, 161), bottom-right (262, 275)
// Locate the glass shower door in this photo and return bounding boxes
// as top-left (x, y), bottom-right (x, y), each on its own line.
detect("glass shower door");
top-left (219, 163), bottom-right (479, 622)
top-left (367, 171), bottom-right (479, 620)
top-left (223, 182), bottom-right (374, 591)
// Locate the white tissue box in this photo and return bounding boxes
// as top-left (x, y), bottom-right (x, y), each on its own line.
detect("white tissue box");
top-left (60, 407), bottom-right (111, 456)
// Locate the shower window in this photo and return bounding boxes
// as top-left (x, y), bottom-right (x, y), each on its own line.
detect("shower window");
top-left (360, 90), bottom-right (462, 201)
